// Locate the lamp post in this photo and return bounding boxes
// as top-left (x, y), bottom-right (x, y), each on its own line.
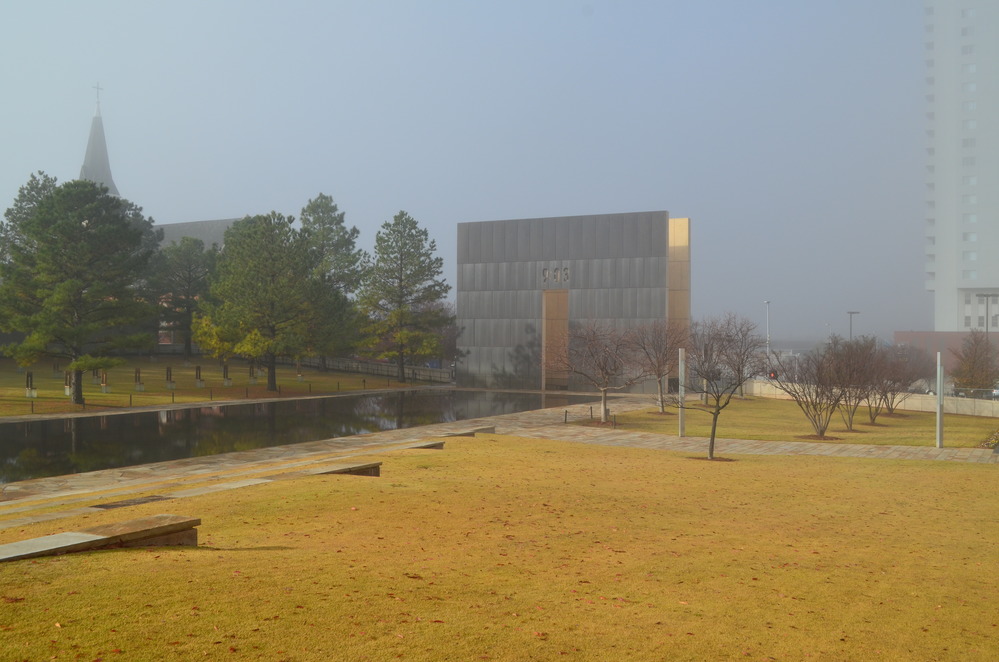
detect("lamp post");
top-left (847, 311), bottom-right (860, 340)
top-left (764, 300), bottom-right (771, 362)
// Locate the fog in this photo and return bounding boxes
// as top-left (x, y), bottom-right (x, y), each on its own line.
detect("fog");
top-left (0, 1), bottom-right (930, 345)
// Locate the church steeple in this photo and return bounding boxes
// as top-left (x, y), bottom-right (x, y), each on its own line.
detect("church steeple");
top-left (79, 83), bottom-right (119, 196)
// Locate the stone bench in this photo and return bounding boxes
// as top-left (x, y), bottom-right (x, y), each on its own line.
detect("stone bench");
top-left (300, 461), bottom-right (382, 477)
top-left (409, 440), bottom-right (446, 450)
top-left (443, 426), bottom-right (495, 437)
top-left (0, 514), bottom-right (200, 563)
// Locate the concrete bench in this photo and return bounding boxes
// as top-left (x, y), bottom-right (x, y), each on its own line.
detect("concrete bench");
top-left (443, 426), bottom-right (495, 437)
top-left (0, 514), bottom-right (200, 562)
top-left (300, 461), bottom-right (382, 477)
top-left (409, 440), bottom-right (446, 450)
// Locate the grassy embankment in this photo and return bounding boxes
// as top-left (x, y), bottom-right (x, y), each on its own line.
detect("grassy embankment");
top-left (598, 396), bottom-right (997, 448)
top-left (1, 435), bottom-right (996, 661)
top-left (0, 357), bottom-right (422, 417)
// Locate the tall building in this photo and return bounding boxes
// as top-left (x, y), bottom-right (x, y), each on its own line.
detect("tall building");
top-left (925, 1), bottom-right (998, 331)
top-left (79, 96), bottom-right (119, 196)
top-left (456, 212), bottom-right (690, 391)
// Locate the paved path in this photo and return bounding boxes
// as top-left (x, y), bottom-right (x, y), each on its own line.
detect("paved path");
top-left (1, 397), bottom-right (995, 530)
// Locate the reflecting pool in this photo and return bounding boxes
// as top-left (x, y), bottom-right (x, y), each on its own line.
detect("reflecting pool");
top-left (0, 390), bottom-right (596, 483)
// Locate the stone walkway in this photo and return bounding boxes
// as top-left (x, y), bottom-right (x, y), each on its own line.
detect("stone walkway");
top-left (1, 396), bottom-right (995, 530)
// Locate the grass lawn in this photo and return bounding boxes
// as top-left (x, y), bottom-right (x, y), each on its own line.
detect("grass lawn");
top-left (602, 396), bottom-right (998, 448)
top-left (1, 435), bottom-right (996, 661)
top-left (0, 357), bottom-right (421, 418)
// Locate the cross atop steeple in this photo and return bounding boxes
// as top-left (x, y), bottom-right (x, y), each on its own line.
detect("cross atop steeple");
top-left (93, 82), bottom-right (103, 114)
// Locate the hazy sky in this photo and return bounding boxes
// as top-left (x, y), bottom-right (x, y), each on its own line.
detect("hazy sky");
top-left (1, 0), bottom-right (928, 343)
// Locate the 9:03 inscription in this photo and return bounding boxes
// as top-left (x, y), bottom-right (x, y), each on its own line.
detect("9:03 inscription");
top-left (542, 267), bottom-right (569, 283)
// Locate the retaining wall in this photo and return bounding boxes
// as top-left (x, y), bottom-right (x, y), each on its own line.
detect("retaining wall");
top-left (744, 379), bottom-right (999, 418)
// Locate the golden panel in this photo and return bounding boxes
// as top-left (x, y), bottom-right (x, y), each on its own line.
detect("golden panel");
top-left (542, 289), bottom-right (569, 390)
top-left (667, 217), bottom-right (691, 330)
top-left (668, 217), bottom-right (690, 261)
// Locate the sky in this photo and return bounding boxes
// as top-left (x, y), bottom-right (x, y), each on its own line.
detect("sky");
top-left (0, 0), bottom-right (929, 344)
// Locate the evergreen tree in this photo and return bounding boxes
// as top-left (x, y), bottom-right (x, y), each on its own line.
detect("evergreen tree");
top-left (194, 212), bottom-right (310, 391)
top-left (358, 211), bottom-right (450, 381)
top-left (0, 178), bottom-right (158, 403)
top-left (153, 236), bottom-right (218, 357)
top-left (300, 193), bottom-right (366, 294)
top-left (0, 171), bottom-right (58, 263)
top-left (299, 194), bottom-right (367, 367)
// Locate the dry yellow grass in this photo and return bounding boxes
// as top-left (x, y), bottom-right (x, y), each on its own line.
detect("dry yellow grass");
top-left (1, 436), bottom-right (997, 661)
top-left (606, 396), bottom-right (996, 448)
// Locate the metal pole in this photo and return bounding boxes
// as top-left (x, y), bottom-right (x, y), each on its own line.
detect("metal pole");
top-left (764, 300), bottom-right (771, 363)
top-left (847, 311), bottom-right (860, 340)
top-left (936, 351), bottom-right (943, 449)
top-left (678, 347), bottom-right (686, 437)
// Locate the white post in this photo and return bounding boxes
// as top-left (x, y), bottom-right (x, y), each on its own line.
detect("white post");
top-left (936, 351), bottom-right (943, 449)
top-left (678, 347), bottom-right (686, 437)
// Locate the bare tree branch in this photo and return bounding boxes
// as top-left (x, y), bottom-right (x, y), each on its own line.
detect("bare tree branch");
top-left (770, 342), bottom-right (841, 438)
top-left (553, 322), bottom-right (648, 423)
top-left (829, 335), bottom-right (878, 432)
top-left (950, 329), bottom-right (999, 395)
top-left (628, 319), bottom-right (688, 413)
top-left (686, 314), bottom-right (766, 459)
top-left (870, 345), bottom-right (934, 417)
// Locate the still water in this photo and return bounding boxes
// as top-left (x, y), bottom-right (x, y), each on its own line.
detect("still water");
top-left (0, 390), bottom-right (596, 484)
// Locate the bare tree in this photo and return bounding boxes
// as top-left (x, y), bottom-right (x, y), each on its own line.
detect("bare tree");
top-left (554, 322), bottom-right (648, 423)
top-left (886, 345), bottom-right (935, 413)
top-left (950, 329), bottom-right (999, 395)
top-left (628, 319), bottom-right (688, 413)
top-left (863, 345), bottom-right (891, 424)
top-left (770, 342), bottom-right (842, 438)
top-left (829, 335), bottom-right (878, 431)
top-left (866, 344), bottom-right (934, 421)
top-left (686, 314), bottom-right (766, 460)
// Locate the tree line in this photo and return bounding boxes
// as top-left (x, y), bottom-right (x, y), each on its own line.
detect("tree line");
top-left (553, 315), bottom-right (935, 460)
top-left (0, 174), bottom-right (454, 403)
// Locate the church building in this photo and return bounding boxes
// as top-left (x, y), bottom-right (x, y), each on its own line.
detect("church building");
top-left (77, 95), bottom-right (237, 249)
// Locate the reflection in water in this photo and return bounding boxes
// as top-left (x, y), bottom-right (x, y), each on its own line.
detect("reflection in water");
top-left (0, 390), bottom-right (596, 483)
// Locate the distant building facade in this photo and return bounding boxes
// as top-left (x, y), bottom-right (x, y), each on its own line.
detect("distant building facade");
top-left (925, 1), bottom-right (999, 331)
top-left (159, 218), bottom-right (238, 249)
top-left (455, 212), bottom-right (690, 391)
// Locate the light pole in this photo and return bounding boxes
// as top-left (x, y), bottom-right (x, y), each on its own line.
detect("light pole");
top-left (764, 300), bottom-right (771, 362)
top-left (847, 311), bottom-right (860, 340)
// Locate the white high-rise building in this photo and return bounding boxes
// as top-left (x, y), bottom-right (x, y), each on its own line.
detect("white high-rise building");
top-left (925, 1), bottom-right (999, 331)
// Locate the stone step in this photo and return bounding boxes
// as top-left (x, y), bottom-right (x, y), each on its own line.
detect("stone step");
top-left (0, 514), bottom-right (200, 562)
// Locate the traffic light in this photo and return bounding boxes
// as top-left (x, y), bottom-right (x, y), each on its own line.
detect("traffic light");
top-left (768, 370), bottom-right (778, 380)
